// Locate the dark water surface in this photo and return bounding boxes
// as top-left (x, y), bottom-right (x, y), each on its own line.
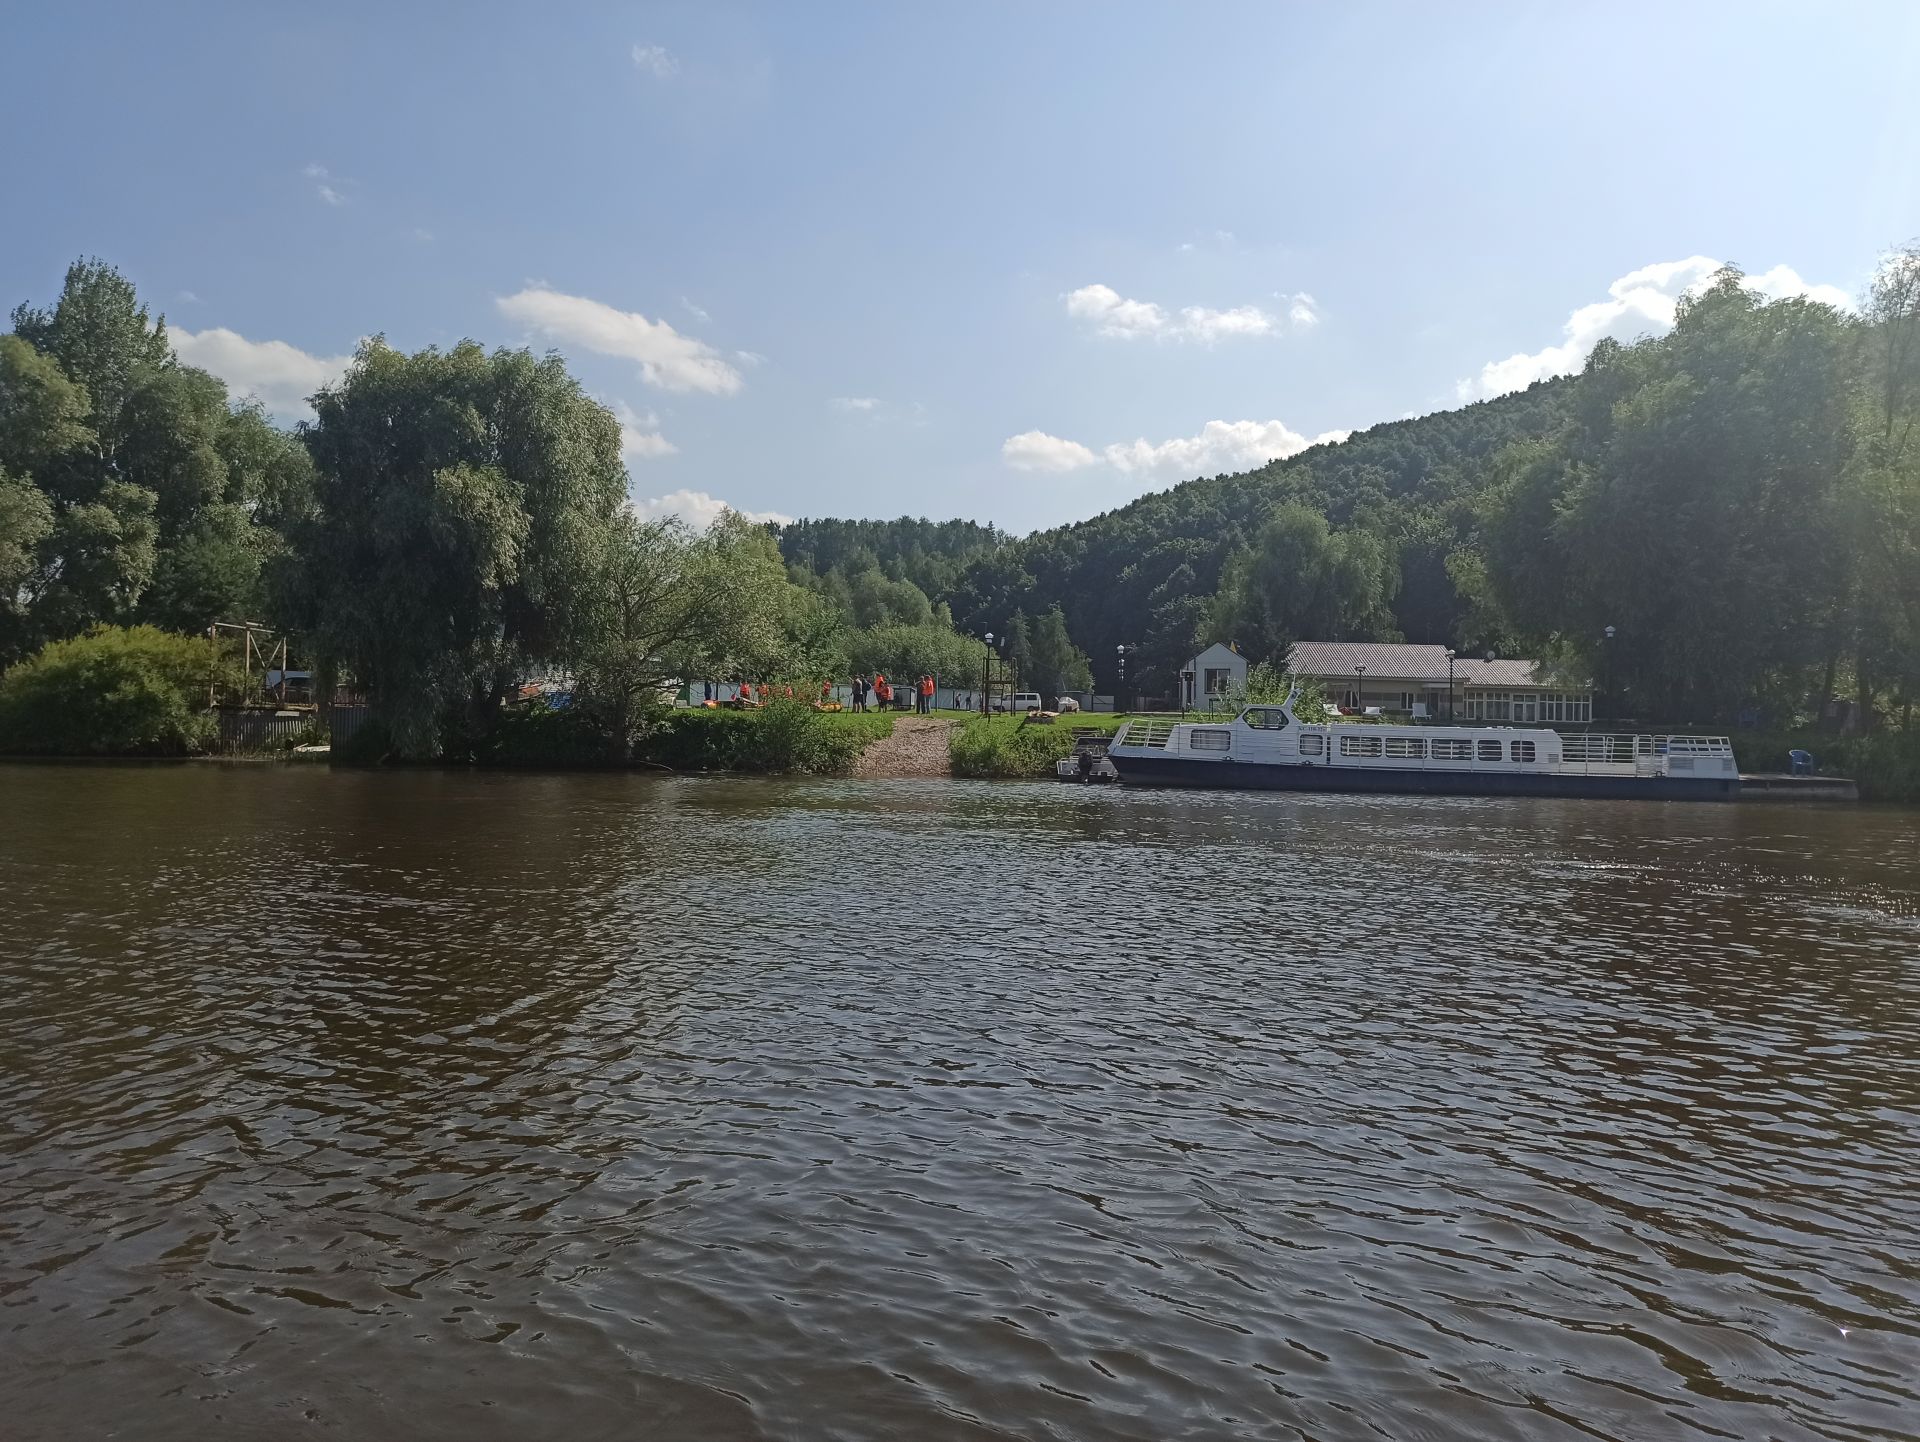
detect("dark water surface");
top-left (2, 764), bottom-right (1917, 1442)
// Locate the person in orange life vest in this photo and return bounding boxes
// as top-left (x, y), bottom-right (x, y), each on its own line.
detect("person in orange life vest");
top-left (873, 673), bottom-right (890, 708)
top-left (918, 674), bottom-right (934, 714)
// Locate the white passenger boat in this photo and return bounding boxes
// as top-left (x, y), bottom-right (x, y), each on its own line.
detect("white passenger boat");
top-left (1106, 694), bottom-right (1740, 801)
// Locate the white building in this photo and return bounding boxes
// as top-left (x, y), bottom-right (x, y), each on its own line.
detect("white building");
top-left (1179, 643), bottom-right (1248, 712)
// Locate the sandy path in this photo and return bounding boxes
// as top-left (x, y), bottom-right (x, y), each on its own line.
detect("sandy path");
top-left (851, 716), bottom-right (959, 779)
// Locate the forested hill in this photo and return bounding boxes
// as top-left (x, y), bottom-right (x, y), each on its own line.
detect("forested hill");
top-left (779, 378), bottom-right (1575, 697)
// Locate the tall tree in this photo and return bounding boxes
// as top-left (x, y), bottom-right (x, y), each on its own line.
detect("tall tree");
top-left (1204, 503), bottom-right (1398, 662)
top-left (289, 339), bottom-right (625, 757)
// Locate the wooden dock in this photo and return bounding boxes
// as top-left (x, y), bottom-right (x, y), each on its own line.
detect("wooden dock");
top-left (1738, 773), bottom-right (1859, 802)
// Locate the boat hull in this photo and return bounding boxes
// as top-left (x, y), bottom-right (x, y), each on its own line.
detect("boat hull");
top-left (1107, 753), bottom-right (1740, 802)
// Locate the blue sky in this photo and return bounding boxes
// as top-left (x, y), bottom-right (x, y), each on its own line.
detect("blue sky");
top-left (4, 2), bottom-right (1916, 533)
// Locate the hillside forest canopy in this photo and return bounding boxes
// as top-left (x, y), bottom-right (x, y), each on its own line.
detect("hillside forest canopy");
top-left (2, 248), bottom-right (1917, 759)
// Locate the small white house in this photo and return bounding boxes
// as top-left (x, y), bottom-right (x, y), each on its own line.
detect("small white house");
top-left (1180, 643), bottom-right (1247, 712)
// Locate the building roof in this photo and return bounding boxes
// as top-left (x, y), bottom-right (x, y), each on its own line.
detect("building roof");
top-left (1454, 657), bottom-right (1548, 687)
top-left (1286, 641), bottom-right (1577, 690)
top-left (1185, 642), bottom-right (1246, 670)
top-left (1287, 641), bottom-right (1451, 680)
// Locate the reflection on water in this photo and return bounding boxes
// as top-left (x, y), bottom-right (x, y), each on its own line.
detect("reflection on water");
top-left (1, 764), bottom-right (1916, 1441)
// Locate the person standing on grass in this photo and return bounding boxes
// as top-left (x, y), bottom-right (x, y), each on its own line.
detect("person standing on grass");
top-left (852, 675), bottom-right (868, 712)
top-left (919, 674), bottom-right (935, 714)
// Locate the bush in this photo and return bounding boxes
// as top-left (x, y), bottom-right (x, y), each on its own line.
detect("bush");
top-left (1732, 729), bottom-right (1920, 803)
top-left (0, 625), bottom-right (219, 756)
top-left (642, 701), bottom-right (893, 774)
top-left (483, 702), bottom-right (613, 767)
top-left (948, 714), bottom-right (1076, 778)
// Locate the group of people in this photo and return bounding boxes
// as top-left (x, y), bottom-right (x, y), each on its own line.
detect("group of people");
top-left (850, 673), bottom-right (938, 714)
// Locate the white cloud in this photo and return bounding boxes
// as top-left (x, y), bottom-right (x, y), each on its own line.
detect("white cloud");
top-left (630, 490), bottom-right (792, 529)
top-left (1002, 419), bottom-right (1347, 482)
top-left (631, 43), bottom-right (677, 78)
top-left (831, 396), bottom-right (879, 412)
top-left (733, 349), bottom-right (767, 367)
top-left (303, 163), bottom-right (348, 206)
top-left (1459, 256), bottom-right (1853, 400)
top-left (411, 227), bottom-right (434, 243)
top-left (680, 296), bottom-right (711, 323)
top-left (169, 326), bottom-right (352, 420)
top-left (496, 286), bottom-right (743, 395)
top-left (1001, 430), bottom-right (1099, 472)
top-left (1103, 419), bottom-right (1349, 479)
top-left (611, 401), bottom-right (676, 461)
top-left (177, 289), bottom-right (201, 304)
top-left (1065, 282), bottom-right (1315, 342)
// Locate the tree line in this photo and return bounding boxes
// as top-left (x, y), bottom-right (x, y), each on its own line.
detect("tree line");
top-left (0, 260), bottom-right (1053, 760)
top-left (779, 251), bottom-right (1920, 731)
top-left (7, 248), bottom-right (1917, 762)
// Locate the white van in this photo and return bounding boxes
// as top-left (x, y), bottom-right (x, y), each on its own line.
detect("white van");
top-left (994, 691), bottom-right (1044, 714)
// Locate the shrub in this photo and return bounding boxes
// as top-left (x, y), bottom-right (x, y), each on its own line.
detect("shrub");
top-left (483, 702), bottom-right (613, 767)
top-left (0, 625), bottom-right (220, 755)
top-left (948, 714), bottom-right (1076, 778)
top-left (642, 702), bottom-right (893, 774)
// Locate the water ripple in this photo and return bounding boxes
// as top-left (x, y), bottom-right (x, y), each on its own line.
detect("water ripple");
top-left (0, 765), bottom-right (1916, 1441)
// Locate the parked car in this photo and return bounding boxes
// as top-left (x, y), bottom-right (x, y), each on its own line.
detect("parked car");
top-left (1055, 695), bottom-right (1081, 712)
top-left (993, 691), bottom-right (1045, 714)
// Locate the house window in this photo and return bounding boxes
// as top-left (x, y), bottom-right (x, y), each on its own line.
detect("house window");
top-left (1400, 692), bottom-right (1415, 712)
top-left (1431, 738), bottom-right (1471, 760)
top-left (1203, 668), bottom-right (1235, 696)
top-left (1340, 734), bottom-right (1383, 758)
top-left (1476, 739), bottom-right (1502, 761)
top-left (1190, 728), bottom-right (1232, 751)
top-left (1384, 737), bottom-right (1425, 758)
top-left (1510, 739), bottom-right (1537, 763)
top-left (1298, 734), bottom-right (1324, 757)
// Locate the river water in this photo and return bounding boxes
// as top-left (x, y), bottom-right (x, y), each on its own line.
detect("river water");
top-left (1, 764), bottom-right (1916, 1442)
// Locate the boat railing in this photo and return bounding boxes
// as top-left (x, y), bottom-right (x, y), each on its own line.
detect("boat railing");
top-left (1114, 719), bottom-right (1177, 749)
top-left (1557, 733), bottom-right (1733, 763)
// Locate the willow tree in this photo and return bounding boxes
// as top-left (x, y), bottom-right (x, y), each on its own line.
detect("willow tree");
top-left (289, 339), bottom-right (625, 757)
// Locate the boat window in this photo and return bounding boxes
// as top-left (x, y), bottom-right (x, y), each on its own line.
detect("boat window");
top-left (1476, 739), bottom-right (1502, 761)
top-left (1340, 734), bottom-right (1383, 758)
top-left (1431, 738), bottom-right (1471, 760)
top-left (1244, 708), bottom-right (1291, 730)
top-left (1510, 739), bottom-right (1537, 763)
top-left (1384, 737), bottom-right (1424, 759)
top-left (1189, 728), bottom-right (1232, 752)
top-left (1298, 734), bottom-right (1324, 757)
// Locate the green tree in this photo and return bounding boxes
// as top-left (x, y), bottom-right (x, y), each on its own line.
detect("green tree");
top-left (1022, 604), bottom-right (1093, 701)
top-left (0, 334), bottom-right (95, 477)
top-left (0, 624), bottom-right (217, 755)
top-left (1481, 272), bottom-right (1860, 720)
top-left (289, 339), bottom-right (625, 757)
top-left (10, 257), bottom-right (171, 438)
top-left (1204, 503), bottom-right (1398, 662)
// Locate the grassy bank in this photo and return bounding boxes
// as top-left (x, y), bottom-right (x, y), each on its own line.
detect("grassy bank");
top-left (1731, 730), bottom-right (1920, 803)
top-left (948, 713), bottom-right (1126, 779)
top-left (445, 700), bottom-right (896, 774)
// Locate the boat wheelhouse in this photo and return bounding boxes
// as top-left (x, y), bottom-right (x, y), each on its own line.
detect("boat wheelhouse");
top-left (1105, 695), bottom-right (1739, 801)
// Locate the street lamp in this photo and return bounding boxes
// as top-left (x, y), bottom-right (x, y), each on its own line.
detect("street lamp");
top-left (1354, 663), bottom-right (1367, 713)
top-left (982, 633), bottom-right (994, 717)
top-left (1601, 625), bottom-right (1616, 722)
top-left (1115, 643), bottom-right (1131, 713)
top-left (1444, 647), bottom-right (1455, 722)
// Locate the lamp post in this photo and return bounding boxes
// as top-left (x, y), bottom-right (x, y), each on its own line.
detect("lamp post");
top-left (1445, 648), bottom-right (1456, 722)
top-left (982, 632), bottom-right (994, 717)
top-left (1355, 663), bottom-right (1367, 713)
top-left (1115, 643), bottom-right (1131, 714)
top-left (1601, 625), bottom-right (1615, 723)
